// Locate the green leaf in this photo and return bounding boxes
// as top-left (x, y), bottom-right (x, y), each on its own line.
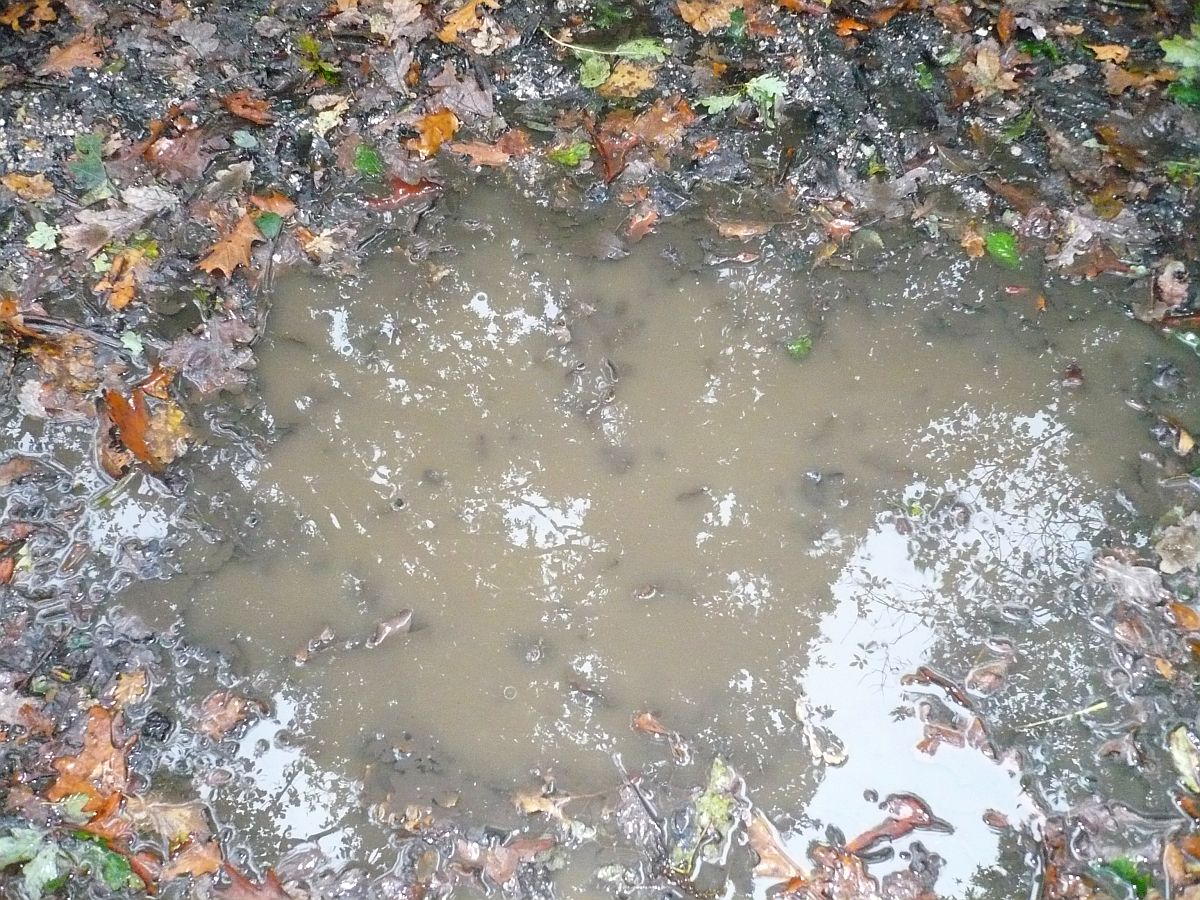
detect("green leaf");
top-left (915, 61), bottom-right (934, 90)
top-left (353, 143), bottom-right (386, 177)
top-left (1162, 25), bottom-right (1200, 69)
top-left (1018, 38), bottom-right (1061, 62)
top-left (613, 37), bottom-right (669, 63)
top-left (254, 211), bottom-right (284, 239)
top-left (787, 335), bottom-right (813, 360)
top-left (700, 93), bottom-right (740, 115)
top-left (592, 0), bottom-right (632, 28)
top-left (74, 133), bottom-right (103, 157)
top-left (21, 844), bottom-right (59, 899)
top-left (1170, 725), bottom-right (1200, 792)
top-left (232, 129), bottom-right (259, 149)
top-left (0, 829), bottom-right (45, 869)
top-left (745, 73), bottom-right (787, 128)
top-left (1000, 108), bottom-right (1035, 143)
top-left (985, 230), bottom-right (1019, 267)
top-left (1163, 157), bottom-right (1200, 185)
top-left (99, 848), bottom-right (137, 891)
top-left (727, 7), bottom-right (747, 40)
top-left (26, 221), bottom-right (58, 251)
top-left (120, 331), bottom-right (145, 359)
top-left (548, 140), bottom-right (591, 167)
top-left (1169, 74), bottom-right (1200, 107)
top-left (57, 793), bottom-right (92, 824)
top-left (1101, 858), bottom-right (1151, 900)
top-left (578, 53), bottom-right (612, 88)
top-left (67, 140), bottom-right (108, 191)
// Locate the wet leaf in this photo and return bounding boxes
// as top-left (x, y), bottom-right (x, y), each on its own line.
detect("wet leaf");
top-left (598, 60), bottom-right (657, 98)
top-left (161, 839), bottom-right (222, 880)
top-left (199, 691), bottom-right (254, 741)
top-left (37, 32), bottom-right (104, 75)
top-left (2, 171), bottom-right (55, 200)
top-left (835, 17), bottom-right (868, 37)
top-left (985, 230), bottom-right (1019, 267)
top-left (1157, 512), bottom-right (1200, 575)
top-left (700, 93), bottom-right (740, 114)
top-left (1162, 25), bottom-right (1200, 70)
top-left (144, 127), bottom-right (213, 184)
top-left (1101, 857), bottom-right (1150, 899)
top-left (448, 135), bottom-right (521, 167)
top-left (217, 864), bottom-right (292, 899)
top-left (438, 0), bottom-right (499, 43)
top-left (220, 89), bottom-right (275, 126)
top-left (787, 336), bottom-right (813, 360)
top-left (254, 211), bottom-right (283, 239)
top-left (748, 809), bottom-right (804, 879)
top-left (964, 43), bottom-right (1019, 97)
top-left (548, 141), bottom-right (591, 167)
top-left (578, 53), bottom-right (612, 89)
top-left (25, 221), bottom-right (58, 250)
top-left (162, 315), bottom-right (256, 394)
top-left (0, 828), bottom-right (46, 869)
top-left (677, 0), bottom-right (743, 34)
top-left (1170, 725), bottom-right (1200, 793)
top-left (407, 109), bottom-right (460, 158)
top-left (712, 217), bottom-right (771, 239)
top-left (94, 247), bottom-right (147, 310)
top-left (109, 669), bottom-right (149, 707)
top-left (46, 706), bottom-right (132, 809)
top-left (103, 388), bottom-right (190, 470)
top-left (512, 786), bottom-right (570, 821)
top-left (363, 176), bottom-right (441, 210)
top-left (632, 711), bottom-right (670, 736)
top-left (353, 143), bottom-right (386, 177)
top-left (745, 73), bottom-right (786, 127)
top-left (197, 214), bottom-right (264, 278)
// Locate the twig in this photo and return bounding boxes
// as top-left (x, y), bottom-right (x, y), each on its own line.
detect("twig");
top-left (1017, 700), bottom-right (1108, 731)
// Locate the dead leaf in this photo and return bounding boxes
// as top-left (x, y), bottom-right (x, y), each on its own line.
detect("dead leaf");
top-left (1, 171), bottom-right (55, 199)
top-left (933, 2), bottom-right (971, 32)
top-left (37, 31), bottom-right (104, 75)
top-left (961, 224), bottom-right (986, 258)
top-left (448, 140), bottom-right (513, 167)
top-left (407, 108), bottom-right (459, 158)
top-left (629, 96), bottom-right (696, 150)
top-left (124, 796), bottom-right (211, 844)
top-left (835, 17), bottom-right (868, 37)
top-left (456, 835), bottom-right (555, 886)
top-left (598, 61), bottom-right (658, 98)
top-left (217, 864), bottom-right (292, 900)
top-left (144, 127), bottom-right (213, 183)
top-left (677, 0), bottom-right (743, 34)
top-left (162, 839), bottom-right (222, 881)
top-left (197, 213), bottom-right (264, 278)
top-left (438, 0), bottom-right (498, 42)
top-left (46, 706), bottom-right (133, 810)
top-left (748, 810), bottom-right (805, 879)
top-left (625, 205), bottom-right (659, 242)
top-left (103, 388), bottom-right (190, 470)
top-left (249, 192), bottom-right (297, 217)
top-left (1087, 43), bottom-right (1130, 64)
top-left (109, 669), bottom-right (149, 707)
top-left (1170, 603), bottom-right (1200, 633)
top-left (996, 6), bottom-right (1014, 43)
top-left (711, 216), bottom-right (771, 239)
top-left (94, 247), bottom-right (147, 310)
top-left (162, 315), bottom-right (256, 394)
top-left (512, 786), bottom-right (570, 821)
top-left (964, 42), bottom-right (1019, 97)
top-left (199, 691), bottom-right (254, 740)
top-left (632, 711), bottom-right (670, 735)
top-left (221, 89), bottom-right (275, 125)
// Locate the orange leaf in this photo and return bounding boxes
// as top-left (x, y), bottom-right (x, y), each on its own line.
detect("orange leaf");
top-left (438, 0), bottom-right (498, 42)
top-left (407, 109), bottom-right (459, 158)
top-left (1087, 43), bottom-right (1130, 64)
top-left (1, 171), bottom-right (55, 199)
top-left (94, 247), bottom-right (147, 310)
top-left (47, 706), bottom-right (133, 809)
top-left (199, 691), bottom-right (254, 741)
top-left (217, 864), bottom-right (293, 899)
top-left (197, 213), bottom-right (263, 278)
top-left (221, 89), bottom-right (275, 126)
top-left (447, 140), bottom-right (512, 167)
top-left (36, 32), bottom-right (104, 75)
top-left (996, 6), bottom-right (1014, 43)
top-left (250, 192), bottom-right (297, 217)
top-left (162, 840), bottom-right (222, 881)
top-left (103, 388), bottom-right (154, 470)
top-left (676, 0), bottom-right (742, 34)
top-left (835, 17), bottom-right (868, 36)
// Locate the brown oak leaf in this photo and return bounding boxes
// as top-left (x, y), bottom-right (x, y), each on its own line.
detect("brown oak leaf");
top-left (36, 32), bottom-right (104, 75)
top-left (46, 706), bottom-right (133, 810)
top-left (221, 89), bottom-right (275, 125)
top-left (197, 213), bottom-right (264, 277)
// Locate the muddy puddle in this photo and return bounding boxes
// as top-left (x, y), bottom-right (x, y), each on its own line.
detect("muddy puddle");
top-left (122, 190), bottom-right (1186, 896)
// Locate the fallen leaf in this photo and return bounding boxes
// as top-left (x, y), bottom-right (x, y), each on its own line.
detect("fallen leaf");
top-left (1087, 43), bottom-right (1130, 64)
top-left (103, 388), bottom-right (190, 470)
top-left (996, 6), bottom-right (1014, 43)
top-left (961, 225), bottom-right (986, 258)
top-left (363, 176), bottom-right (441, 210)
top-left (197, 214), bottom-right (264, 278)
top-left (36, 32), bottom-right (104, 75)
top-left (438, 0), bottom-right (498, 42)
top-left (677, 0), bottom-right (743, 34)
top-left (447, 140), bottom-right (512, 167)
top-left (632, 711), bottom-right (670, 735)
top-left (109, 669), bottom-right (149, 707)
top-left (625, 205), bottom-right (659, 242)
top-left (217, 864), bottom-right (292, 899)
top-left (162, 839), bottom-right (222, 881)
top-left (199, 691), bottom-right (255, 740)
top-left (629, 96), bottom-right (696, 150)
top-left (1157, 512), bottom-right (1200, 575)
top-left (1, 172), bottom-right (55, 200)
top-left (1171, 726), bottom-right (1200, 794)
top-left (711, 216), bottom-right (771, 239)
top-left (221, 90), bottom-right (275, 126)
top-left (598, 60), bottom-right (658, 98)
top-left (407, 108), bottom-right (459, 158)
top-left (964, 42), bottom-right (1019, 97)
top-left (748, 809), bottom-right (805, 879)
top-left (162, 315), bottom-right (256, 394)
top-left (124, 796), bottom-right (211, 844)
top-left (835, 17), bottom-right (868, 37)
top-left (144, 127), bottom-right (213, 183)
top-left (94, 247), bottom-right (147, 310)
top-left (46, 706), bottom-right (133, 810)
top-left (249, 192), bottom-right (297, 217)
top-left (512, 786), bottom-right (570, 821)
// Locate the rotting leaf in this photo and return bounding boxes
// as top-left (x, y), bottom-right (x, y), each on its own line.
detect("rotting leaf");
top-left (216, 864), bottom-right (292, 899)
top-left (748, 809), bottom-right (805, 879)
top-left (676, 0), bottom-right (743, 34)
top-left (598, 60), bottom-right (658, 98)
top-left (199, 691), bottom-right (255, 741)
top-left (36, 32), bottom-right (104, 75)
top-left (94, 247), bottom-right (147, 310)
top-left (438, 0), bottom-right (499, 43)
top-left (103, 388), bottom-right (190, 470)
top-left (46, 706), bottom-right (132, 810)
top-left (221, 89), bottom-right (275, 126)
top-left (1156, 512), bottom-right (1200, 575)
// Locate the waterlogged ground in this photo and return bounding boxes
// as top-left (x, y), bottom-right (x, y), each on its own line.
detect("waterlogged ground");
top-left (125, 192), bottom-right (1185, 896)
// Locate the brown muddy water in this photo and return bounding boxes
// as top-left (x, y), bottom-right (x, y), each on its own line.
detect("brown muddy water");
top-left (124, 191), bottom-right (1187, 896)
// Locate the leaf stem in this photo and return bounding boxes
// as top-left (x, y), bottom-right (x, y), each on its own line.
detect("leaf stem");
top-left (1016, 700), bottom-right (1108, 731)
top-left (539, 28), bottom-right (625, 56)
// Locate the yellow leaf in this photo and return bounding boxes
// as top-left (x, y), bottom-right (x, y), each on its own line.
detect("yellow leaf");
top-left (407, 108), bottom-right (460, 158)
top-left (94, 247), bottom-right (146, 310)
top-left (1086, 43), bottom-right (1130, 64)
top-left (676, 0), bottom-right (743, 33)
top-left (1, 171), bottom-right (54, 199)
top-left (598, 61), bottom-right (658, 98)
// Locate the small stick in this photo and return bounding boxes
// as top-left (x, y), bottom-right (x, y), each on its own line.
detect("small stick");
top-left (1017, 700), bottom-right (1108, 731)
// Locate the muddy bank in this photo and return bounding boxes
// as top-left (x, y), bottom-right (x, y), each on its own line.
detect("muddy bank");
top-left (3, 0), bottom-right (1200, 897)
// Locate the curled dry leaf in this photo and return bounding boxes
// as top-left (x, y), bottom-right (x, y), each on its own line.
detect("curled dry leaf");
top-left (221, 89), bottom-right (275, 125)
top-left (408, 108), bottom-right (460, 158)
top-left (36, 31), bottom-right (104, 74)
